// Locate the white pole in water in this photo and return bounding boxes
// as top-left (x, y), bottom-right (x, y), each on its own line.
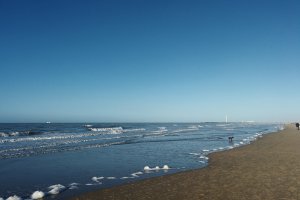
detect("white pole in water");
top-left (226, 115), bottom-right (228, 123)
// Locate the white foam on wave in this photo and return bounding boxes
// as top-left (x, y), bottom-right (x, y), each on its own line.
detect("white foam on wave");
top-left (91, 176), bottom-right (104, 182)
top-left (144, 165), bottom-right (170, 171)
top-left (48, 184), bottom-right (66, 195)
top-left (89, 127), bottom-right (123, 134)
top-left (89, 127), bottom-right (146, 134)
top-left (6, 195), bottom-right (21, 200)
top-left (69, 182), bottom-right (80, 186)
top-left (85, 183), bottom-right (94, 186)
top-left (84, 124), bottom-right (93, 127)
top-left (162, 165), bottom-right (170, 170)
top-left (120, 176), bottom-right (134, 180)
top-left (188, 125), bottom-right (199, 130)
top-left (31, 191), bottom-right (45, 199)
top-left (199, 155), bottom-right (209, 160)
top-left (189, 153), bottom-right (200, 156)
top-left (0, 132), bottom-right (8, 137)
top-left (158, 127), bottom-right (167, 131)
top-left (131, 171), bottom-right (143, 177)
top-left (172, 126), bottom-right (200, 133)
top-left (69, 183), bottom-right (80, 190)
top-left (106, 177), bottom-right (116, 180)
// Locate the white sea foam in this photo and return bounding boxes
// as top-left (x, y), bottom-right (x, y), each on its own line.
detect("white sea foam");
top-left (124, 128), bottom-right (146, 132)
top-left (144, 165), bottom-right (170, 171)
top-left (31, 191), bottom-right (44, 199)
top-left (120, 176), bottom-right (133, 179)
top-left (131, 171), bottom-right (143, 177)
top-left (89, 127), bottom-right (123, 134)
top-left (106, 177), bottom-right (116, 180)
top-left (69, 182), bottom-right (80, 186)
top-left (69, 185), bottom-right (79, 190)
top-left (69, 183), bottom-right (80, 189)
top-left (89, 127), bottom-right (145, 134)
top-left (6, 195), bottom-right (21, 200)
top-left (199, 156), bottom-right (209, 160)
top-left (172, 126), bottom-right (199, 133)
top-left (92, 176), bottom-right (104, 182)
top-left (84, 124), bottom-right (93, 127)
top-left (189, 153), bottom-right (200, 156)
top-left (48, 184), bottom-right (66, 195)
top-left (188, 125), bottom-right (199, 130)
top-left (162, 165), bottom-right (170, 170)
top-left (0, 132), bottom-right (8, 137)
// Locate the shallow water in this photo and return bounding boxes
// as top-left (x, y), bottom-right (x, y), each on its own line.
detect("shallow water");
top-left (0, 122), bottom-right (283, 199)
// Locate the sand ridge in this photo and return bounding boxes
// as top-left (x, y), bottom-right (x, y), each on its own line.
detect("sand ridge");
top-left (71, 124), bottom-right (300, 200)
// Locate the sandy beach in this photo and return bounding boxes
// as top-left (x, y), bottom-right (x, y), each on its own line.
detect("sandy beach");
top-left (70, 124), bottom-right (300, 200)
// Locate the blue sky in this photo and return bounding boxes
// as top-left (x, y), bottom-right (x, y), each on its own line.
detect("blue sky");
top-left (0, 0), bottom-right (300, 122)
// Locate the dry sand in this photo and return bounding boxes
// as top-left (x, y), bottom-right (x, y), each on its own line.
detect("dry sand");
top-left (71, 124), bottom-right (300, 200)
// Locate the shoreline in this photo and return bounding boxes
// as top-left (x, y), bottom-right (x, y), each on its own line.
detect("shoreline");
top-left (71, 124), bottom-right (297, 200)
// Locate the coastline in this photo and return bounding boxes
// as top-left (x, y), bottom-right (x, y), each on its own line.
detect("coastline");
top-left (70, 124), bottom-right (299, 200)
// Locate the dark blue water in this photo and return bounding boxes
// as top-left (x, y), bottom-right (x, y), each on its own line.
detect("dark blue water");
top-left (0, 123), bottom-right (283, 200)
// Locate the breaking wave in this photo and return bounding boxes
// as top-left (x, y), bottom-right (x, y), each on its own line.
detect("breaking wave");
top-left (0, 131), bottom-right (42, 137)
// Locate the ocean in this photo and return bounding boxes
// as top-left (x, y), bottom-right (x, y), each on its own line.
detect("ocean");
top-left (0, 122), bottom-right (283, 200)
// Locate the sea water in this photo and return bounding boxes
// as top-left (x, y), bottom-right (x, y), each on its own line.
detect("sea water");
top-left (0, 122), bottom-right (283, 199)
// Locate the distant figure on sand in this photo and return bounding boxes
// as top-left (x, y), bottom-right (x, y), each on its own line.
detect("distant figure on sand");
top-left (296, 123), bottom-right (299, 130)
top-left (228, 136), bottom-right (234, 143)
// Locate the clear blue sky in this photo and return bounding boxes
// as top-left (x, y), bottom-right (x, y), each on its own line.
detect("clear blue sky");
top-left (0, 0), bottom-right (300, 123)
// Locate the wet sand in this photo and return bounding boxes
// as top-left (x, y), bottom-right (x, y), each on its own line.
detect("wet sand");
top-left (71, 124), bottom-right (300, 200)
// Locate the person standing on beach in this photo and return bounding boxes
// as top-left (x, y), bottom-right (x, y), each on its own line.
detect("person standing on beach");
top-left (296, 123), bottom-right (299, 130)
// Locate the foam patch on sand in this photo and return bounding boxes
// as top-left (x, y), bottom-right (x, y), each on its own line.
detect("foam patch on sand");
top-left (31, 191), bottom-right (44, 199)
top-left (48, 184), bottom-right (66, 195)
top-left (6, 195), bottom-right (21, 200)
